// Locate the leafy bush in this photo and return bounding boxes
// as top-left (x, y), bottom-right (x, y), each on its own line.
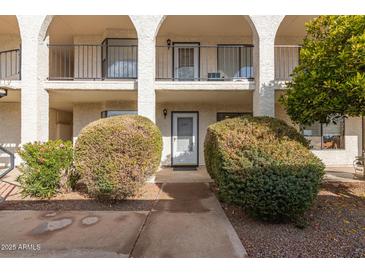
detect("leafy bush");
top-left (204, 116), bottom-right (325, 222)
top-left (18, 140), bottom-right (73, 198)
top-left (74, 115), bottom-right (162, 200)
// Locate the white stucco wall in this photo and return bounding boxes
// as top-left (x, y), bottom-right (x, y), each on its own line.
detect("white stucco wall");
top-left (156, 100), bottom-right (253, 166)
top-left (0, 102), bottom-right (21, 166)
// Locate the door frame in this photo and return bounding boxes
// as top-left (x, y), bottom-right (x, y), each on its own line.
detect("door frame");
top-left (171, 111), bottom-right (199, 167)
top-left (172, 42), bottom-right (200, 81)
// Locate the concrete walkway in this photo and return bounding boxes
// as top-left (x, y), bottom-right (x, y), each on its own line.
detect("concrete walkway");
top-left (131, 183), bottom-right (246, 257)
top-left (155, 167), bottom-right (214, 184)
top-left (325, 166), bottom-right (365, 183)
top-left (0, 182), bottom-right (246, 258)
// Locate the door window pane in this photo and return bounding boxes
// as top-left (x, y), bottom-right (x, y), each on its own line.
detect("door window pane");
top-left (177, 117), bottom-right (193, 152)
top-left (218, 46), bottom-right (240, 79)
top-left (218, 45), bottom-right (253, 79)
top-left (103, 39), bottom-right (137, 79)
top-left (177, 47), bottom-right (195, 80)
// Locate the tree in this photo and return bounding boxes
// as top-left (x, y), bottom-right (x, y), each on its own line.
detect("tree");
top-left (280, 16), bottom-right (365, 125)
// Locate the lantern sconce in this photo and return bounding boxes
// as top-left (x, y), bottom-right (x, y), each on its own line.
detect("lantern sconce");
top-left (163, 108), bottom-right (168, 119)
top-left (167, 39), bottom-right (171, 50)
top-left (0, 88), bottom-right (8, 99)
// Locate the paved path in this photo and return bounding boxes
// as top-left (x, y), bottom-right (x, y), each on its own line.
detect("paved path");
top-left (0, 169), bottom-right (21, 203)
top-left (0, 182), bottom-right (246, 258)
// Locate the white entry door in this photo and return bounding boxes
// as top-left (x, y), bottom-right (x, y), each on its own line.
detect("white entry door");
top-left (172, 112), bottom-right (198, 166)
top-left (173, 43), bottom-right (199, 80)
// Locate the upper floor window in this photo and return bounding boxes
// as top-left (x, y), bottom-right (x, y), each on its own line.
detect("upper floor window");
top-left (102, 38), bottom-right (138, 79)
top-left (302, 118), bottom-right (345, 150)
top-left (101, 110), bottom-right (137, 118)
top-left (216, 112), bottom-right (252, 122)
top-left (217, 45), bottom-right (253, 80)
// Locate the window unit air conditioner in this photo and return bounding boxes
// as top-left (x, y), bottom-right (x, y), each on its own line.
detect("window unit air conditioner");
top-left (207, 72), bottom-right (224, 81)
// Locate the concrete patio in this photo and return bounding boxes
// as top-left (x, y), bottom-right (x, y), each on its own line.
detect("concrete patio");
top-left (325, 166), bottom-right (365, 183)
top-left (0, 165), bottom-right (364, 258)
top-left (0, 173), bottom-right (246, 258)
top-left (155, 166), bottom-right (213, 184)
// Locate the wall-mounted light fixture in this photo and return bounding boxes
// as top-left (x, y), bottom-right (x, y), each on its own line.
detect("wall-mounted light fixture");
top-left (167, 39), bottom-right (171, 50)
top-left (163, 108), bottom-right (168, 119)
top-left (0, 88), bottom-right (8, 99)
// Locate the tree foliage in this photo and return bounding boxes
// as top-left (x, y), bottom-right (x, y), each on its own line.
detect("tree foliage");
top-left (280, 16), bottom-right (365, 125)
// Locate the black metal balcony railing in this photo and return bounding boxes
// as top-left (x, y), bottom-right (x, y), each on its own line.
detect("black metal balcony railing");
top-left (0, 49), bottom-right (21, 81)
top-left (275, 45), bottom-right (301, 81)
top-left (156, 45), bottom-right (254, 81)
top-left (48, 44), bottom-right (138, 80)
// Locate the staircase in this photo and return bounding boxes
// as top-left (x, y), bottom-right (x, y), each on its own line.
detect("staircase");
top-left (0, 146), bottom-right (15, 179)
top-left (0, 146), bottom-right (16, 203)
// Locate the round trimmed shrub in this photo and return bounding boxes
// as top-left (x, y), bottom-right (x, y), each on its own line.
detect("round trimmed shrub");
top-left (204, 116), bottom-right (325, 222)
top-left (74, 115), bottom-right (162, 200)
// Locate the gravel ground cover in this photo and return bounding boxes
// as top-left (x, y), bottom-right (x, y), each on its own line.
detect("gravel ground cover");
top-left (221, 180), bottom-right (365, 257)
top-left (0, 183), bottom-right (162, 211)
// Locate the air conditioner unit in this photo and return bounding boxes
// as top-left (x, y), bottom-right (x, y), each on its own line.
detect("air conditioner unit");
top-left (207, 72), bottom-right (223, 81)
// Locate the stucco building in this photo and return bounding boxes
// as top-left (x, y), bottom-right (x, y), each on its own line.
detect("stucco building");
top-left (0, 15), bottom-right (363, 169)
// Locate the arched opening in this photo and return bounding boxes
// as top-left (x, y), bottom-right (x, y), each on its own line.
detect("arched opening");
top-left (274, 16), bottom-right (317, 126)
top-left (0, 15), bottom-right (21, 170)
top-left (155, 15), bottom-right (254, 82)
top-left (274, 15), bottom-right (317, 122)
top-left (44, 16), bottom-right (138, 142)
top-left (274, 15), bottom-right (316, 81)
top-left (47, 15), bottom-right (138, 81)
top-left (0, 16), bottom-right (21, 81)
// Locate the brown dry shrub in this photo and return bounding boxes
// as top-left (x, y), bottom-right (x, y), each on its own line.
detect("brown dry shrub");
top-left (74, 115), bottom-right (162, 200)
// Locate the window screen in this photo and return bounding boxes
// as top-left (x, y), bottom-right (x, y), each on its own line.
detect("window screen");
top-left (101, 110), bottom-right (137, 118)
top-left (217, 45), bottom-right (253, 79)
top-left (217, 112), bottom-right (252, 122)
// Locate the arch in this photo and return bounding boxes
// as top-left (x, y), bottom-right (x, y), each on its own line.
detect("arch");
top-left (155, 15), bottom-right (258, 43)
top-left (0, 15), bottom-right (21, 43)
top-left (154, 15), bottom-right (259, 82)
top-left (44, 15), bottom-right (138, 44)
top-left (275, 15), bottom-right (317, 45)
top-left (38, 16), bottom-right (139, 81)
top-left (0, 16), bottom-right (21, 81)
top-left (274, 16), bottom-right (317, 81)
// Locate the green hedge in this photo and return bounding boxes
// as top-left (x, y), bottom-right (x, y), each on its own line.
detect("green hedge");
top-left (74, 115), bottom-right (162, 200)
top-left (204, 116), bottom-right (325, 222)
top-left (18, 140), bottom-right (73, 198)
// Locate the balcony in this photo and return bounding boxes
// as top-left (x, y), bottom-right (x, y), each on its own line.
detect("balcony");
top-left (275, 45), bottom-right (301, 82)
top-left (48, 44), bottom-right (138, 81)
top-left (156, 44), bottom-right (254, 82)
top-left (0, 49), bottom-right (21, 81)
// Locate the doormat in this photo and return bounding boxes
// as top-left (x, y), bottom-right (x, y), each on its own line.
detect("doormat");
top-left (173, 167), bottom-right (198, 171)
